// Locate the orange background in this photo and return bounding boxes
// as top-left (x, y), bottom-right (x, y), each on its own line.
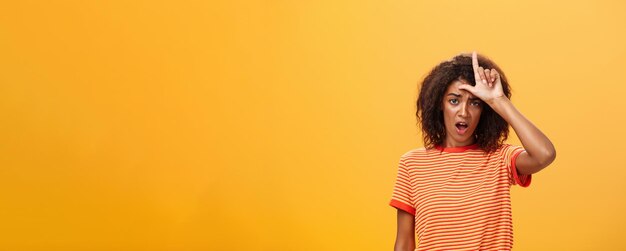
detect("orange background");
top-left (1, 1), bottom-right (625, 250)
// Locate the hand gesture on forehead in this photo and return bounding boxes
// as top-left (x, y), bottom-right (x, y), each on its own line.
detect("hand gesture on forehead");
top-left (458, 51), bottom-right (507, 104)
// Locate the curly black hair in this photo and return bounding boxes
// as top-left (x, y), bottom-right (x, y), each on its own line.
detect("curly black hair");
top-left (416, 53), bottom-right (513, 153)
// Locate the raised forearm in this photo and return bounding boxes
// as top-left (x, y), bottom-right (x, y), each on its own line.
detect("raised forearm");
top-left (488, 96), bottom-right (556, 166)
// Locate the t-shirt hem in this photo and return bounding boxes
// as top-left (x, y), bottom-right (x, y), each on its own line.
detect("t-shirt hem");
top-left (390, 199), bottom-right (416, 216)
top-left (511, 149), bottom-right (532, 187)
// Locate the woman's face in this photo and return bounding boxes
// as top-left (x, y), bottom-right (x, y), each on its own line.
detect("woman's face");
top-left (441, 79), bottom-right (483, 147)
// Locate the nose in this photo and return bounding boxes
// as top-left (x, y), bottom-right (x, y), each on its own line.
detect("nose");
top-left (459, 103), bottom-right (469, 117)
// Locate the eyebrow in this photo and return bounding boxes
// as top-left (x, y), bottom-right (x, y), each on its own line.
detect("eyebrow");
top-left (446, 93), bottom-right (482, 101)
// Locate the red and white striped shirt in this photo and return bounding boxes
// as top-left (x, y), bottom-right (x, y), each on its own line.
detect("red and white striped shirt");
top-left (389, 143), bottom-right (531, 251)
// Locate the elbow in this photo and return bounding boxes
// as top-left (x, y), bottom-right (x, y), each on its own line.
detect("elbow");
top-left (538, 147), bottom-right (557, 167)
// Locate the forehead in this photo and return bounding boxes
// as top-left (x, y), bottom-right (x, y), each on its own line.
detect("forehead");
top-left (445, 79), bottom-right (475, 98)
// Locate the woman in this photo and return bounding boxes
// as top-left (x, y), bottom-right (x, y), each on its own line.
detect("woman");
top-left (389, 52), bottom-right (556, 251)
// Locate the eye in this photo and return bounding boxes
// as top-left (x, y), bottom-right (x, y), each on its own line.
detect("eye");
top-left (449, 99), bottom-right (459, 105)
top-left (471, 100), bottom-right (482, 106)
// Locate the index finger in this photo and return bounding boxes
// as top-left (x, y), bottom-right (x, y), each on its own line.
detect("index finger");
top-left (472, 51), bottom-right (480, 73)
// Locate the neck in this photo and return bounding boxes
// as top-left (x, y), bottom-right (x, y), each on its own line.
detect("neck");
top-left (441, 139), bottom-right (476, 148)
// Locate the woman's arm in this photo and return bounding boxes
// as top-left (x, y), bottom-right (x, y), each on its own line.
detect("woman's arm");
top-left (459, 51), bottom-right (556, 175)
top-left (394, 209), bottom-right (416, 251)
top-left (486, 96), bottom-right (556, 175)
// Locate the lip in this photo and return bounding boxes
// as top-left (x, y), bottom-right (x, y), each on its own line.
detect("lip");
top-left (455, 125), bottom-right (468, 135)
top-left (455, 121), bottom-right (469, 135)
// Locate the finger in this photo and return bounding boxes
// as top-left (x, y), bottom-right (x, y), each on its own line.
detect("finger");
top-left (490, 70), bottom-right (497, 84)
top-left (477, 67), bottom-right (487, 84)
top-left (458, 83), bottom-right (475, 94)
top-left (484, 69), bottom-right (492, 86)
top-left (472, 51), bottom-right (480, 73)
top-left (491, 69), bottom-right (500, 83)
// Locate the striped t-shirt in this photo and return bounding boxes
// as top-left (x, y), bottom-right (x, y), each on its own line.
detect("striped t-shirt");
top-left (389, 143), bottom-right (531, 251)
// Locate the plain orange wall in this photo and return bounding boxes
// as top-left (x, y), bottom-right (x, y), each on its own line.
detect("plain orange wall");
top-left (1, 1), bottom-right (625, 250)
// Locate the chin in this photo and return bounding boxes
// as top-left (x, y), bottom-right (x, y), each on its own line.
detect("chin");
top-left (456, 133), bottom-right (475, 143)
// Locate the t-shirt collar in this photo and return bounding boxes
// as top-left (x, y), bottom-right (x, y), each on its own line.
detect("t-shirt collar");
top-left (434, 143), bottom-right (479, 153)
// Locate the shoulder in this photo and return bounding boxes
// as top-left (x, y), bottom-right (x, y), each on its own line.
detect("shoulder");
top-left (399, 146), bottom-right (437, 165)
top-left (489, 143), bottom-right (525, 158)
top-left (498, 143), bottom-right (524, 152)
top-left (400, 147), bottom-right (428, 158)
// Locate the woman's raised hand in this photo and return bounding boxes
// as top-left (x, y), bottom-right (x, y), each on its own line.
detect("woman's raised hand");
top-left (458, 51), bottom-right (507, 105)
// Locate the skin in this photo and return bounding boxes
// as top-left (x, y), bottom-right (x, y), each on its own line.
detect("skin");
top-left (458, 51), bottom-right (556, 175)
top-left (441, 79), bottom-right (483, 147)
top-left (393, 210), bottom-right (415, 251)
top-left (394, 51), bottom-right (556, 250)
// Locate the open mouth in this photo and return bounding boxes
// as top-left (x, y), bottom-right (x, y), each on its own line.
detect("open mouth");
top-left (455, 122), bottom-right (468, 134)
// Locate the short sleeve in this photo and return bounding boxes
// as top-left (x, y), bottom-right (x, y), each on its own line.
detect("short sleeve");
top-left (389, 155), bottom-right (416, 215)
top-left (502, 144), bottom-right (532, 187)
